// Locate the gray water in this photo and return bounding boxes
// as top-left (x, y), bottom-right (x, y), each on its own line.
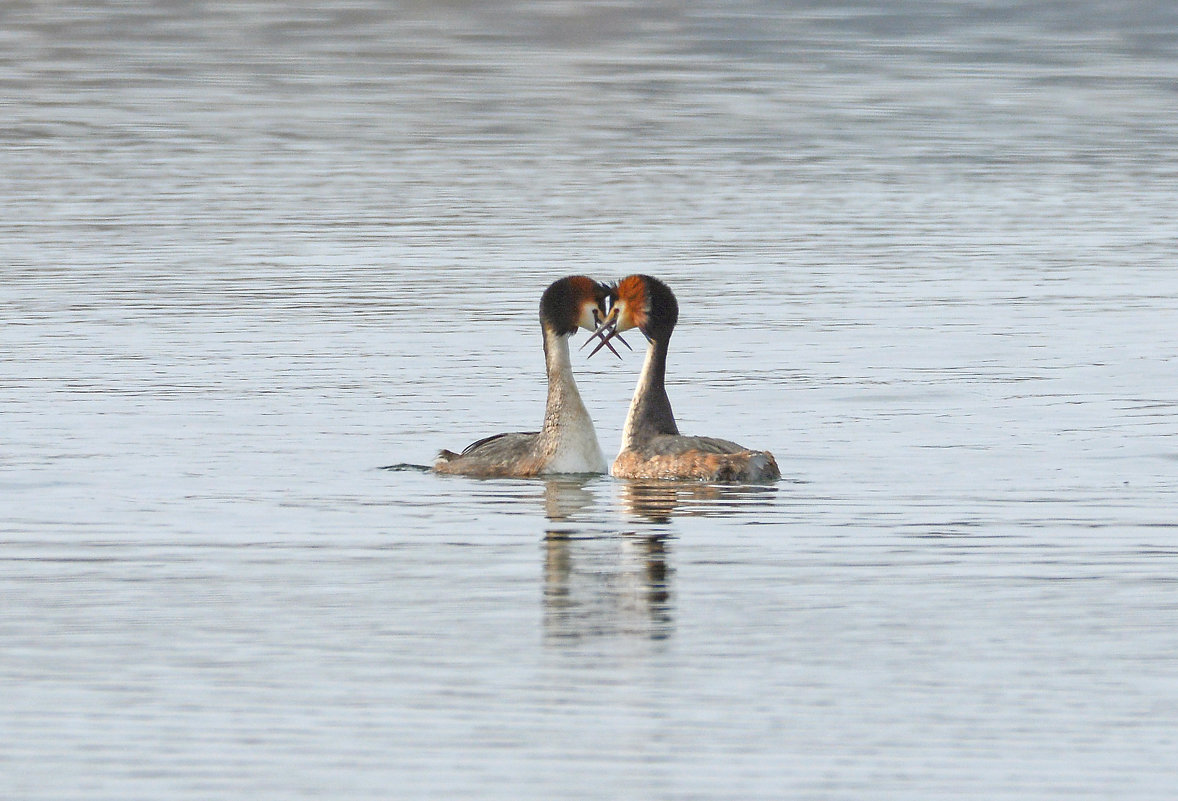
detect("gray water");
top-left (4, 2), bottom-right (1178, 798)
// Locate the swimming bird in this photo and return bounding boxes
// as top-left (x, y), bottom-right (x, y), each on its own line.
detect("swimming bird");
top-left (434, 276), bottom-right (614, 478)
top-left (592, 274), bottom-right (781, 482)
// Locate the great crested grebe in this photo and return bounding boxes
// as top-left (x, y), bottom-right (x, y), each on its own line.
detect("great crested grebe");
top-left (592, 274), bottom-right (781, 482)
top-left (434, 276), bottom-right (616, 478)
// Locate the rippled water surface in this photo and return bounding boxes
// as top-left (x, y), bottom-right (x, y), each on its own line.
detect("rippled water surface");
top-left (4, 2), bottom-right (1178, 798)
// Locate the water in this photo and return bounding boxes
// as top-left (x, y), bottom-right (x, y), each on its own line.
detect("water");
top-left (4, 2), bottom-right (1178, 798)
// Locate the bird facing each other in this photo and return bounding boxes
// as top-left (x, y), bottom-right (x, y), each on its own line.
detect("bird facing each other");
top-left (433, 274), bottom-right (780, 483)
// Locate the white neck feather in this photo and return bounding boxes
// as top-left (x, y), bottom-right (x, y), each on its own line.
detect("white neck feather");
top-left (620, 343), bottom-right (659, 450)
top-left (542, 332), bottom-right (606, 474)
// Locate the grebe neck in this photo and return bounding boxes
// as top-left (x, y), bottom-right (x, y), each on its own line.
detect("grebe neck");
top-left (542, 330), bottom-right (586, 427)
top-left (539, 328), bottom-right (606, 472)
top-left (620, 337), bottom-right (678, 450)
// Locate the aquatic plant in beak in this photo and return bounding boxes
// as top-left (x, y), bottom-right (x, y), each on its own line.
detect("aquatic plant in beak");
top-left (581, 307), bottom-right (630, 359)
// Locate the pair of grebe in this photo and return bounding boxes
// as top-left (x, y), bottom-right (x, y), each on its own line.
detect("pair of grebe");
top-left (433, 275), bottom-right (780, 482)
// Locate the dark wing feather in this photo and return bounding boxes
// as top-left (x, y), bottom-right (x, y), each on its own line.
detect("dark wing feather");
top-left (434, 431), bottom-right (545, 477)
top-left (461, 431), bottom-right (539, 456)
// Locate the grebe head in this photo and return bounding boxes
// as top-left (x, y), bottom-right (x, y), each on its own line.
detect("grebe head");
top-left (540, 275), bottom-right (612, 338)
top-left (592, 275), bottom-right (678, 354)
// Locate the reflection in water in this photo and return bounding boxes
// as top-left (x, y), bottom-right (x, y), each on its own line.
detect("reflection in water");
top-left (619, 480), bottom-right (781, 523)
top-left (543, 530), bottom-right (672, 642)
top-left (542, 477), bottom-right (598, 521)
top-left (537, 479), bottom-right (783, 642)
top-left (541, 479), bottom-right (672, 641)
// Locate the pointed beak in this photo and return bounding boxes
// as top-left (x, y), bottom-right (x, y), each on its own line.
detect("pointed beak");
top-left (583, 310), bottom-right (621, 359)
top-left (580, 308), bottom-right (614, 355)
top-left (584, 307), bottom-right (632, 359)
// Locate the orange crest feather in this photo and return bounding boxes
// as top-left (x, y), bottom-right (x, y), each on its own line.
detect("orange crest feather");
top-left (616, 275), bottom-right (648, 329)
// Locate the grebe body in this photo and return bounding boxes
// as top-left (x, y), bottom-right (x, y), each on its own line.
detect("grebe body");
top-left (434, 276), bottom-right (610, 478)
top-left (600, 274), bottom-right (780, 483)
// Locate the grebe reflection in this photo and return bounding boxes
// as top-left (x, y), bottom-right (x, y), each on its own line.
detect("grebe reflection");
top-left (541, 479), bottom-right (672, 642)
top-left (619, 480), bottom-right (780, 523)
